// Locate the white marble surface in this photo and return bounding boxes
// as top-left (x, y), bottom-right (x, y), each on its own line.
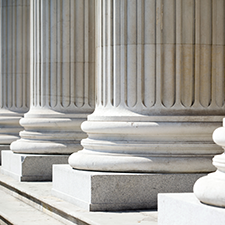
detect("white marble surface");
top-left (158, 193), bottom-right (225, 225)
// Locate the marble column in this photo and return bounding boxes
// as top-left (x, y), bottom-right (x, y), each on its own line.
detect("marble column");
top-left (69, 0), bottom-right (223, 172)
top-left (0, 0), bottom-right (30, 162)
top-left (53, 0), bottom-right (224, 211)
top-left (2, 0), bottom-right (95, 181)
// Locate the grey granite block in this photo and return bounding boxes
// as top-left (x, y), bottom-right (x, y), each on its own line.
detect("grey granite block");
top-left (52, 164), bottom-right (207, 211)
top-left (1, 150), bottom-right (69, 181)
top-left (158, 193), bottom-right (225, 225)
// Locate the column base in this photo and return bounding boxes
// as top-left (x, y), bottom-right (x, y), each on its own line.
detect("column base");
top-left (52, 165), bottom-right (207, 211)
top-left (1, 151), bottom-right (69, 181)
top-left (158, 193), bottom-right (225, 225)
top-left (0, 145), bottom-right (10, 165)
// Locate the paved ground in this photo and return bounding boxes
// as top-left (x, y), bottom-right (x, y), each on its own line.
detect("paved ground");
top-left (0, 167), bottom-right (158, 225)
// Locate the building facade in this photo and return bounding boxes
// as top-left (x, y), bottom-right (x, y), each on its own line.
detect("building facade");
top-left (0, 0), bottom-right (225, 212)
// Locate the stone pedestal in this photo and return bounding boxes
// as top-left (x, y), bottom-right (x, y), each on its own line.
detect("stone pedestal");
top-left (1, 151), bottom-right (68, 181)
top-left (1, 0), bottom-right (95, 180)
top-left (158, 193), bottom-right (225, 225)
top-left (53, 0), bottom-right (225, 210)
top-left (52, 165), bottom-right (206, 211)
top-left (0, 0), bottom-right (30, 163)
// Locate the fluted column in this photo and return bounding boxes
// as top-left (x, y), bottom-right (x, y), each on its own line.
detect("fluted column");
top-left (69, 0), bottom-right (224, 172)
top-left (0, 0), bottom-right (30, 147)
top-left (11, 0), bottom-right (95, 154)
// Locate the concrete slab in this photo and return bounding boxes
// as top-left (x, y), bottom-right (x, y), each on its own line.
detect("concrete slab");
top-left (52, 164), bottom-right (207, 211)
top-left (1, 150), bottom-right (69, 181)
top-left (158, 193), bottom-right (225, 225)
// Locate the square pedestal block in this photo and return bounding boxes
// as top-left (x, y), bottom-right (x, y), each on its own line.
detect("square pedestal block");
top-left (158, 193), bottom-right (225, 225)
top-left (0, 145), bottom-right (10, 165)
top-left (1, 150), bottom-right (69, 181)
top-left (52, 165), bottom-right (207, 211)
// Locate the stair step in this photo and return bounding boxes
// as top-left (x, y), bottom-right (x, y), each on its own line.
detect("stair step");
top-left (0, 188), bottom-right (64, 225)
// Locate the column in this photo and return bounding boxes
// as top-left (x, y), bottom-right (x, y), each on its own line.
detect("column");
top-left (2, 0), bottom-right (95, 181)
top-left (0, 0), bottom-right (30, 161)
top-left (69, 0), bottom-right (223, 172)
top-left (53, 0), bottom-right (224, 211)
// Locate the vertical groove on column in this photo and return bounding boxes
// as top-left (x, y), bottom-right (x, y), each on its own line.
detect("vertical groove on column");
top-left (70, 0), bottom-right (75, 107)
top-left (62, 0), bottom-right (69, 108)
top-left (102, 0), bottom-right (107, 107)
top-left (56, 0), bottom-right (61, 107)
top-left (97, 0), bottom-right (103, 107)
top-left (144, 0), bottom-right (156, 108)
top-left (113, 0), bottom-right (120, 107)
top-left (127, 0), bottom-right (137, 108)
top-left (120, 0), bottom-right (127, 107)
top-left (161, 0), bottom-right (176, 108)
top-left (177, 0), bottom-right (195, 107)
top-left (212, 0), bottom-right (225, 107)
top-left (50, 0), bottom-right (56, 108)
top-left (12, 2), bottom-right (15, 109)
top-left (75, 0), bottom-right (84, 107)
top-left (137, 0), bottom-right (144, 106)
top-left (107, 0), bottom-right (113, 106)
top-left (196, 0), bottom-right (212, 107)
top-left (88, 0), bottom-right (95, 108)
top-left (84, 0), bottom-right (88, 106)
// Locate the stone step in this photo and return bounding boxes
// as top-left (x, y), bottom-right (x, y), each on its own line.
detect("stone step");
top-left (0, 188), bottom-right (65, 225)
top-left (0, 167), bottom-right (158, 225)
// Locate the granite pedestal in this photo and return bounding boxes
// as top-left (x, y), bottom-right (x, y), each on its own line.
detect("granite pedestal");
top-left (158, 193), bottom-right (225, 225)
top-left (52, 165), bottom-right (207, 211)
top-left (1, 150), bottom-right (69, 181)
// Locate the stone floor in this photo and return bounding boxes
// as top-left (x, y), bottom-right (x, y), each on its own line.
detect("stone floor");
top-left (0, 167), bottom-right (158, 225)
